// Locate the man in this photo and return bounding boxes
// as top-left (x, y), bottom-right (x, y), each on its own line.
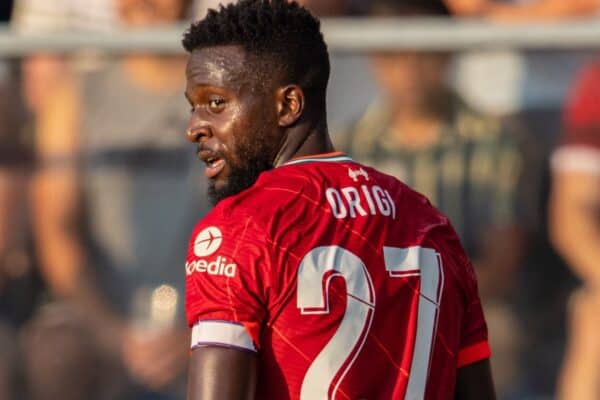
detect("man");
top-left (183, 1), bottom-right (495, 399)
top-left (1, 4), bottom-right (37, 399)
top-left (550, 61), bottom-right (600, 400)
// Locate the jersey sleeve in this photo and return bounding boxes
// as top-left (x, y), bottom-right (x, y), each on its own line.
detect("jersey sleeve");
top-left (552, 62), bottom-right (600, 175)
top-left (457, 255), bottom-right (491, 368)
top-left (185, 211), bottom-right (271, 353)
top-left (564, 62), bottom-right (600, 135)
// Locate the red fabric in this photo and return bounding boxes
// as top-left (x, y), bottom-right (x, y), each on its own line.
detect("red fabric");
top-left (457, 341), bottom-right (492, 368)
top-left (185, 158), bottom-right (489, 399)
top-left (563, 62), bottom-right (600, 150)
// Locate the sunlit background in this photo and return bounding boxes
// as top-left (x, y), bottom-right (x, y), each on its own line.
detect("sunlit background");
top-left (1, 0), bottom-right (599, 399)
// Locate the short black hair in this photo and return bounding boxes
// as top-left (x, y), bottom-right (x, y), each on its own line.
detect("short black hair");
top-left (182, 0), bottom-right (330, 101)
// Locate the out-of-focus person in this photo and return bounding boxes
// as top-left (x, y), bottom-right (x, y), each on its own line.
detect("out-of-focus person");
top-left (24, 0), bottom-right (209, 399)
top-left (11, 0), bottom-right (116, 114)
top-left (550, 61), bottom-right (600, 400)
top-left (1, 2), bottom-right (41, 399)
top-left (339, 0), bottom-right (539, 396)
top-left (0, 62), bottom-right (33, 400)
top-left (449, 2), bottom-right (596, 397)
top-left (446, 0), bottom-right (600, 21)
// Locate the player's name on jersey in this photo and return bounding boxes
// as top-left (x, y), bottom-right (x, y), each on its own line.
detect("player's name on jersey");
top-left (325, 184), bottom-right (396, 219)
top-left (186, 256), bottom-right (237, 278)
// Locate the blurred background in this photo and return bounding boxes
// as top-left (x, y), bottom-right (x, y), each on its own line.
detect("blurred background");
top-left (1, 0), bottom-right (599, 399)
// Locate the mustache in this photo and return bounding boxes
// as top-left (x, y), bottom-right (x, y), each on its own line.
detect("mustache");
top-left (198, 143), bottom-right (220, 154)
top-left (197, 145), bottom-right (227, 161)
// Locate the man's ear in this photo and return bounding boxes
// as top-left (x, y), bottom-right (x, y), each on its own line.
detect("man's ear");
top-left (276, 85), bottom-right (304, 127)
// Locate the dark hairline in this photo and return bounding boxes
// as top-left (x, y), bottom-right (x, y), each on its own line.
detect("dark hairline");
top-left (181, 0), bottom-right (330, 101)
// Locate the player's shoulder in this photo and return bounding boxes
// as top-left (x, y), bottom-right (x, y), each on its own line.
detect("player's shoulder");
top-left (191, 193), bottom-right (263, 238)
top-left (262, 153), bottom-right (443, 217)
top-left (192, 152), bottom-right (449, 237)
top-left (360, 163), bottom-right (467, 253)
top-left (361, 162), bottom-right (449, 220)
top-left (187, 195), bottom-right (270, 271)
top-left (188, 166), bottom-right (301, 242)
top-left (235, 152), bottom-right (363, 209)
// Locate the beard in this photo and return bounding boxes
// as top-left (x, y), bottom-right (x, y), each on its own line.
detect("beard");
top-left (207, 136), bottom-right (275, 206)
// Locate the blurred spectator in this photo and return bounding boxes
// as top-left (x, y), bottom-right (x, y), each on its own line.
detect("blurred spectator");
top-left (11, 0), bottom-right (116, 114)
top-left (0, 61), bottom-right (33, 400)
top-left (339, 0), bottom-right (540, 396)
top-left (446, 0), bottom-right (600, 21)
top-left (1, 3), bottom-right (41, 399)
top-left (550, 61), bottom-right (600, 400)
top-left (448, 1), bottom-right (593, 397)
top-left (24, 0), bottom-right (207, 399)
top-left (10, 0), bottom-right (117, 396)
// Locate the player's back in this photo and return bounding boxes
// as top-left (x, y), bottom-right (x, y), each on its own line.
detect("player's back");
top-left (185, 152), bottom-right (490, 400)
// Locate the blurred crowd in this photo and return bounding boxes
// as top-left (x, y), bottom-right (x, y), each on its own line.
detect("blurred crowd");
top-left (0, 0), bottom-right (599, 399)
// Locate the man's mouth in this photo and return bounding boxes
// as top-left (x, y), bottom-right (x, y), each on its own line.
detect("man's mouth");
top-left (198, 150), bottom-right (226, 179)
top-left (204, 157), bottom-right (226, 179)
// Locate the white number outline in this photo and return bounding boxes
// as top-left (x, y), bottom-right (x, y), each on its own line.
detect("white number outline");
top-left (296, 245), bottom-right (443, 400)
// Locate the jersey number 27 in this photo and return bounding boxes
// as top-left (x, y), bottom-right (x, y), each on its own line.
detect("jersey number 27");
top-left (297, 245), bottom-right (444, 400)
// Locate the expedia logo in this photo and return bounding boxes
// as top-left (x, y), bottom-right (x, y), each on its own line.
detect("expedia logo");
top-left (194, 226), bottom-right (223, 257)
top-left (185, 256), bottom-right (237, 278)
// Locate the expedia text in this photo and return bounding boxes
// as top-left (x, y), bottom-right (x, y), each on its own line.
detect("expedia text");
top-left (186, 256), bottom-right (237, 278)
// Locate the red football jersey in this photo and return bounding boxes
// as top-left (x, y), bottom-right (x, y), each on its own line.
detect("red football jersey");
top-left (185, 152), bottom-right (490, 400)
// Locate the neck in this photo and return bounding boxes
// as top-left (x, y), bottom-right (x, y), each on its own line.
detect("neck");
top-left (273, 115), bottom-right (334, 167)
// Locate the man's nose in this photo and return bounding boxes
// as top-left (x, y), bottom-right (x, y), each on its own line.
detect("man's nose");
top-left (186, 123), bottom-right (211, 143)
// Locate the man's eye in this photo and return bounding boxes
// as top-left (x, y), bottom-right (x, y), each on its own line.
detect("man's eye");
top-left (208, 98), bottom-right (225, 111)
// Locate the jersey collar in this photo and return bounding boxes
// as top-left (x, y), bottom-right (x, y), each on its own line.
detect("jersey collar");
top-left (282, 151), bottom-right (353, 166)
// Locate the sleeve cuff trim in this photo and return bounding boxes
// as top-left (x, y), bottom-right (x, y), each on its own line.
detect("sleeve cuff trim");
top-left (457, 341), bottom-right (491, 368)
top-left (552, 146), bottom-right (600, 175)
top-left (190, 320), bottom-right (257, 352)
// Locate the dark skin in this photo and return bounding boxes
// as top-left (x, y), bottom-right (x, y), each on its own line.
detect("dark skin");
top-left (184, 44), bottom-right (495, 400)
top-left (185, 45), bottom-right (332, 203)
top-left (455, 359), bottom-right (496, 400)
